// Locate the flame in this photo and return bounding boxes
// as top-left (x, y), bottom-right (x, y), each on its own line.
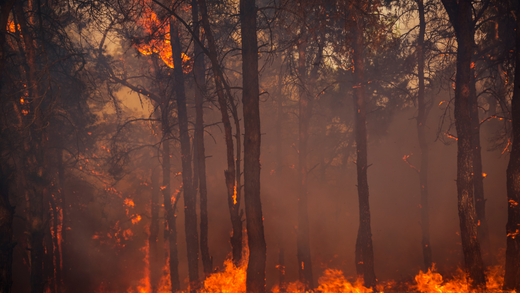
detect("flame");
top-left (131, 215), bottom-right (142, 225)
top-left (200, 258), bottom-right (247, 293)
top-left (124, 198), bottom-right (135, 207)
top-left (414, 264), bottom-right (505, 293)
top-left (135, 7), bottom-right (191, 70)
top-left (233, 182), bottom-right (237, 205)
top-left (7, 19), bottom-right (19, 33)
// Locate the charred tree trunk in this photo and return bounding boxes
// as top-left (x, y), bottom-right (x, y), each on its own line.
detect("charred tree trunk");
top-left (56, 148), bottom-right (68, 293)
top-left (44, 217), bottom-right (54, 293)
top-left (170, 17), bottom-right (200, 291)
top-left (149, 166), bottom-right (160, 293)
top-left (0, 5), bottom-right (16, 293)
top-left (192, 0), bottom-right (212, 276)
top-left (50, 149), bottom-right (62, 293)
top-left (470, 73), bottom-right (490, 265)
top-left (0, 164), bottom-right (14, 293)
top-left (240, 0), bottom-right (266, 292)
top-left (352, 13), bottom-right (377, 289)
top-left (416, 0), bottom-right (432, 270)
top-left (275, 63), bottom-right (286, 293)
top-left (197, 0), bottom-right (243, 265)
top-left (160, 106), bottom-right (180, 292)
top-left (0, 0), bottom-right (16, 87)
top-left (441, 0), bottom-right (486, 287)
top-left (15, 3), bottom-right (46, 292)
top-left (296, 41), bottom-right (314, 290)
top-left (504, 4), bottom-right (520, 291)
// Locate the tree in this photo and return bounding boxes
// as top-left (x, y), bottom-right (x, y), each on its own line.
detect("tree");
top-left (350, 2), bottom-right (377, 288)
top-left (240, 0), bottom-right (267, 292)
top-left (170, 14), bottom-right (200, 291)
top-left (504, 2), bottom-right (520, 290)
top-left (416, 0), bottom-right (433, 270)
top-left (440, 0), bottom-right (486, 287)
top-left (191, 0), bottom-right (212, 277)
top-left (197, 0), bottom-right (244, 265)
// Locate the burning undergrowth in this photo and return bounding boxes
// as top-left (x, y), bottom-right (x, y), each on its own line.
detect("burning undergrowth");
top-left (97, 243), bottom-right (510, 293)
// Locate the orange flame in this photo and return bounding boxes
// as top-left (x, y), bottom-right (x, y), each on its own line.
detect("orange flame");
top-left (135, 7), bottom-right (191, 70)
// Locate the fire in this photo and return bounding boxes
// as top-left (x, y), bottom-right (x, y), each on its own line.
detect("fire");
top-left (414, 264), bottom-right (505, 293)
top-left (7, 19), bottom-right (19, 33)
top-left (233, 182), bottom-right (238, 205)
top-left (134, 7), bottom-right (191, 70)
top-left (200, 258), bottom-right (247, 293)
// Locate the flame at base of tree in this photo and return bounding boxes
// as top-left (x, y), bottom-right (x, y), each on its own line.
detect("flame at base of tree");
top-left (414, 264), bottom-right (505, 293)
top-left (98, 243), bottom-right (511, 293)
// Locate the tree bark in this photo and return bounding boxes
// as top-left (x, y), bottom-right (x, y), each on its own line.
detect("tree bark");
top-left (504, 4), bottom-right (520, 290)
top-left (470, 73), bottom-right (490, 265)
top-left (57, 148), bottom-right (68, 293)
top-left (15, 3), bottom-right (46, 292)
top-left (170, 16), bottom-right (200, 292)
top-left (197, 0), bottom-right (243, 265)
top-left (149, 166), bottom-right (160, 293)
top-left (240, 0), bottom-right (266, 292)
top-left (296, 41), bottom-right (314, 290)
top-left (416, 0), bottom-right (432, 270)
top-left (441, 0), bottom-right (486, 287)
top-left (352, 11), bottom-right (377, 289)
top-left (0, 163), bottom-right (14, 293)
top-left (191, 0), bottom-right (212, 277)
top-left (160, 106), bottom-right (180, 292)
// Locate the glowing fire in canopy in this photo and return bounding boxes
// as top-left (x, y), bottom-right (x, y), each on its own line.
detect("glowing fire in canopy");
top-left (135, 7), bottom-right (191, 70)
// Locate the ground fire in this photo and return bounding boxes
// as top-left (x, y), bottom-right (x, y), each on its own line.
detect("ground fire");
top-left (2, 0), bottom-right (520, 293)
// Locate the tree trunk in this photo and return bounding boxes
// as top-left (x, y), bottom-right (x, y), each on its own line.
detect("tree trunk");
top-left (240, 0), bottom-right (266, 292)
top-left (160, 107), bottom-right (181, 292)
top-left (51, 149), bottom-right (63, 293)
top-left (275, 61), bottom-right (286, 293)
top-left (352, 12), bottom-right (377, 289)
top-left (416, 0), bottom-right (432, 270)
top-left (0, 164), bottom-right (14, 293)
top-left (197, 0), bottom-right (243, 265)
top-left (15, 3), bottom-right (46, 292)
top-left (504, 4), bottom-right (520, 290)
top-left (0, 0), bottom-right (16, 89)
top-left (44, 217), bottom-right (55, 293)
top-left (170, 17), bottom-right (200, 292)
top-left (192, 0), bottom-right (212, 276)
top-left (296, 41), bottom-right (314, 290)
top-left (441, 0), bottom-right (486, 287)
top-left (57, 148), bottom-right (68, 293)
top-left (149, 166), bottom-right (160, 293)
top-left (470, 73), bottom-right (490, 265)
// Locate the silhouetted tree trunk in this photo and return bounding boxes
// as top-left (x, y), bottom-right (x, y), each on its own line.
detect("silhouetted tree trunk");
top-left (0, 0), bottom-right (16, 86)
top-left (44, 218), bottom-right (54, 293)
top-left (160, 105), bottom-right (180, 292)
top-left (296, 40), bottom-right (314, 290)
top-left (0, 4), bottom-right (16, 292)
top-left (416, 0), bottom-right (432, 270)
top-left (191, 0), bottom-right (212, 277)
top-left (351, 10), bottom-right (377, 289)
top-left (470, 73), bottom-right (490, 264)
top-left (275, 61), bottom-right (286, 293)
top-left (170, 16), bottom-right (199, 292)
top-left (441, 0), bottom-right (486, 287)
top-left (504, 4), bottom-right (520, 290)
top-left (149, 165), bottom-right (160, 293)
top-left (0, 164), bottom-right (14, 293)
top-left (15, 3), bottom-right (46, 292)
top-left (240, 0), bottom-right (266, 292)
top-left (57, 148), bottom-right (69, 293)
top-left (197, 0), bottom-right (243, 265)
